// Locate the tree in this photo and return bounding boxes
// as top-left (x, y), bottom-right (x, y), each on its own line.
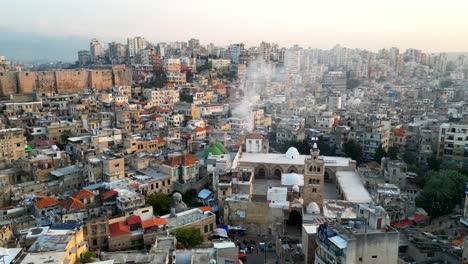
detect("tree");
top-left (80, 251), bottom-right (97, 263)
top-left (180, 93), bottom-right (194, 103)
top-left (374, 145), bottom-right (387, 163)
top-left (440, 79), bottom-right (453, 88)
top-left (387, 146), bottom-right (399, 160)
top-left (146, 192), bottom-right (172, 216)
top-left (416, 170), bottom-right (467, 218)
top-left (60, 130), bottom-right (73, 144)
top-left (342, 139), bottom-right (363, 163)
top-left (427, 156), bottom-right (441, 171)
top-left (174, 227), bottom-right (204, 248)
top-left (183, 189), bottom-right (201, 208)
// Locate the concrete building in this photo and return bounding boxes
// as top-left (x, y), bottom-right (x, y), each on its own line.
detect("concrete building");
top-left (90, 38), bottom-right (105, 63)
top-left (437, 123), bottom-right (468, 168)
top-left (0, 128), bottom-right (26, 169)
top-left (314, 204), bottom-right (399, 264)
top-left (127, 36), bottom-right (147, 60)
top-left (77, 50), bottom-right (91, 65)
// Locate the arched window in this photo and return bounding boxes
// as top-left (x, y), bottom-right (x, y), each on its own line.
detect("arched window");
top-left (309, 179), bottom-right (312, 184)
top-left (317, 167), bottom-right (321, 172)
top-left (309, 166), bottom-right (313, 172)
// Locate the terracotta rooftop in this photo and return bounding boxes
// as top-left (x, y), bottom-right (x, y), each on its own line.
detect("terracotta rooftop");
top-left (393, 128), bottom-right (406, 137)
top-left (246, 134), bottom-right (264, 140)
top-left (163, 154), bottom-right (198, 167)
top-left (109, 222), bottom-right (131, 237)
top-left (127, 215), bottom-right (142, 225)
top-left (193, 127), bottom-right (206, 132)
top-left (213, 83), bottom-right (225, 89)
top-left (34, 197), bottom-right (59, 209)
top-left (62, 197), bottom-right (87, 211)
top-left (198, 206), bottom-right (213, 213)
top-left (102, 189), bottom-right (118, 201)
top-left (141, 218), bottom-right (168, 229)
top-left (73, 189), bottom-right (94, 200)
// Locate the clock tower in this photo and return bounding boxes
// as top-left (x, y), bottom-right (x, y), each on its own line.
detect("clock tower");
top-left (303, 143), bottom-right (325, 208)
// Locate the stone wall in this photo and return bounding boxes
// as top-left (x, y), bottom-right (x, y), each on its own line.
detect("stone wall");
top-left (0, 72), bottom-right (18, 96)
top-left (0, 66), bottom-right (133, 97)
top-left (225, 200), bottom-right (284, 235)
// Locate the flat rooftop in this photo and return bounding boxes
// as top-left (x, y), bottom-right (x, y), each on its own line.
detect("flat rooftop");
top-left (239, 152), bottom-right (352, 167)
top-left (336, 171), bottom-right (372, 204)
top-left (162, 208), bottom-right (214, 229)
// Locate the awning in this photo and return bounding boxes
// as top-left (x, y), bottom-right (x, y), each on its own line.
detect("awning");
top-left (328, 235), bottom-right (347, 249)
top-left (214, 228), bottom-right (228, 238)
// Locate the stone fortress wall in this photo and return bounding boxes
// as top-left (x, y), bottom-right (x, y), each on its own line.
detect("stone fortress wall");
top-left (0, 65), bottom-right (132, 96)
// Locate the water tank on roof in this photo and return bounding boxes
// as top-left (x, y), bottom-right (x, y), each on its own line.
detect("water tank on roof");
top-left (348, 221), bottom-right (354, 228)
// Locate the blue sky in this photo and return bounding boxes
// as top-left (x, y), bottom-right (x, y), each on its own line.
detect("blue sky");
top-left (2, 0), bottom-right (468, 61)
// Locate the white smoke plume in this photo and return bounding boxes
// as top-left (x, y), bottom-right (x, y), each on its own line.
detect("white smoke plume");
top-left (232, 59), bottom-right (281, 132)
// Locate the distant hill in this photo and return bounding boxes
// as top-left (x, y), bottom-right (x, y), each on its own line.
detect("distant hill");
top-left (0, 28), bottom-right (89, 62)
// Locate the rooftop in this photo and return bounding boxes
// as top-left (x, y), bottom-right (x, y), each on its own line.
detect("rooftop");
top-left (240, 152), bottom-right (352, 167)
top-left (335, 171), bottom-right (372, 204)
top-left (161, 208), bottom-right (214, 229)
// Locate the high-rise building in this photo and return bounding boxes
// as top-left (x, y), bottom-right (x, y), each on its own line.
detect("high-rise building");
top-left (258, 41), bottom-right (271, 64)
top-left (89, 39), bottom-right (105, 63)
top-left (0, 128), bottom-right (26, 169)
top-left (127, 37), bottom-right (147, 59)
top-left (108, 42), bottom-right (127, 64)
top-left (229, 43), bottom-right (244, 64)
top-left (285, 45), bottom-right (302, 74)
top-left (77, 50), bottom-right (91, 65)
top-left (437, 123), bottom-right (468, 168)
top-left (188, 38), bottom-right (200, 50)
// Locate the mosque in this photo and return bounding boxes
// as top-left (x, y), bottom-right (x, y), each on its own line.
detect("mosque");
top-left (223, 134), bottom-right (372, 230)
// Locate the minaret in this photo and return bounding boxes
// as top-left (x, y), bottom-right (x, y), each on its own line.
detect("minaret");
top-left (303, 143), bottom-right (325, 208)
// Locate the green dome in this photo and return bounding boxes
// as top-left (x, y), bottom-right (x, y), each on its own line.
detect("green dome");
top-left (25, 145), bottom-right (33, 151)
top-left (214, 142), bottom-right (226, 154)
top-left (203, 145), bottom-right (223, 158)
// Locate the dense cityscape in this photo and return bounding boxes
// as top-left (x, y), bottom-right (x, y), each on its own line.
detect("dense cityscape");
top-left (1, 6), bottom-right (468, 264)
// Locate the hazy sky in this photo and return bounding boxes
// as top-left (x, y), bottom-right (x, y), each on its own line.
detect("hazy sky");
top-left (2, 0), bottom-right (468, 60)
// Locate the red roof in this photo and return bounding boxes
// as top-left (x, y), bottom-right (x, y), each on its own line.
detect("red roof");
top-left (141, 218), bottom-right (168, 229)
top-left (73, 189), bottom-right (94, 200)
top-left (127, 215), bottom-right (142, 225)
top-left (165, 82), bottom-right (174, 87)
top-left (163, 154), bottom-right (198, 167)
top-left (413, 214), bottom-right (429, 223)
top-left (213, 83), bottom-right (225, 89)
top-left (109, 222), bottom-right (131, 237)
top-left (62, 197), bottom-right (87, 211)
top-left (102, 190), bottom-right (118, 201)
top-left (34, 197), bottom-right (59, 209)
top-left (393, 128), bottom-right (406, 137)
top-left (246, 134), bottom-right (263, 140)
top-left (391, 219), bottom-right (413, 228)
top-left (198, 206), bottom-right (212, 213)
top-left (155, 107), bottom-right (171, 113)
top-left (193, 127), bottom-right (206, 132)
top-left (156, 137), bottom-right (166, 144)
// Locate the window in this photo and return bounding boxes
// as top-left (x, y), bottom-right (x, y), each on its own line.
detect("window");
top-left (372, 256), bottom-right (377, 259)
top-left (309, 179), bottom-right (312, 184)
top-left (204, 225), bottom-right (208, 233)
top-left (312, 188), bottom-right (316, 192)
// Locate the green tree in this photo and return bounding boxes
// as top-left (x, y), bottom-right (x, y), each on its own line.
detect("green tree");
top-left (60, 130), bottom-right (73, 144)
top-left (174, 227), bottom-right (204, 248)
top-left (440, 79), bottom-right (453, 88)
top-left (416, 170), bottom-right (467, 218)
top-left (374, 145), bottom-right (387, 163)
top-left (180, 93), bottom-right (194, 103)
top-left (146, 192), bottom-right (172, 216)
top-left (387, 146), bottom-right (399, 160)
top-left (80, 251), bottom-right (97, 263)
top-left (183, 189), bottom-right (201, 208)
top-left (427, 156), bottom-right (441, 171)
top-left (343, 139), bottom-right (363, 163)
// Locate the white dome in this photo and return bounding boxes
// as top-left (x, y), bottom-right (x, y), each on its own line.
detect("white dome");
top-left (306, 202), bottom-right (320, 214)
top-left (292, 185), bottom-right (300, 193)
top-left (281, 173), bottom-right (304, 186)
top-left (285, 147), bottom-right (300, 160)
top-left (352, 98), bottom-right (362, 106)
